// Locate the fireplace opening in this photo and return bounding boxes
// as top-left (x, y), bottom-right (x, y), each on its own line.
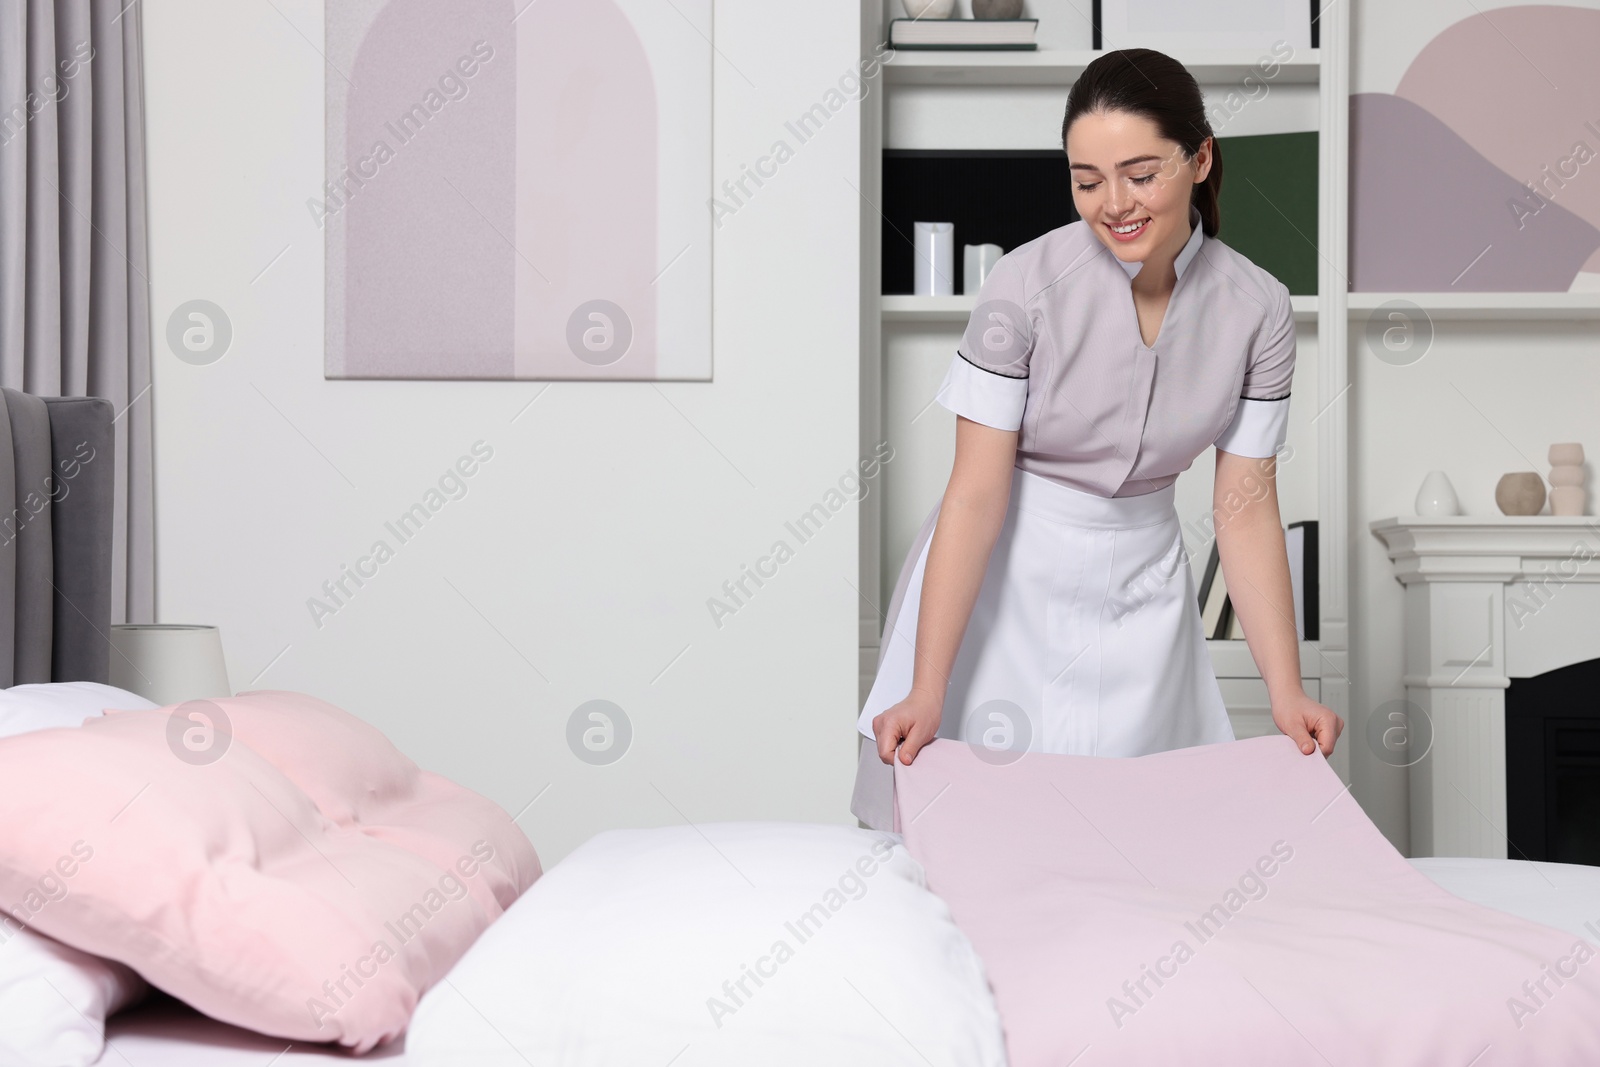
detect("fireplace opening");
top-left (1507, 656), bottom-right (1600, 867)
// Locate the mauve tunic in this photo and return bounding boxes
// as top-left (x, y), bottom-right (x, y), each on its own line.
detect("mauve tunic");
top-left (937, 204), bottom-right (1296, 478)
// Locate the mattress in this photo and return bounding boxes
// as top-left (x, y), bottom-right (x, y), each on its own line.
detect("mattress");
top-left (1406, 856), bottom-right (1600, 942)
top-left (98, 858), bottom-right (1598, 1062)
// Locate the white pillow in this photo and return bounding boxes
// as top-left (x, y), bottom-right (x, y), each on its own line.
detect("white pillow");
top-left (0, 927), bottom-right (146, 1067)
top-left (0, 682), bottom-right (156, 1066)
top-left (407, 822), bottom-right (1007, 1067)
top-left (0, 682), bottom-right (157, 740)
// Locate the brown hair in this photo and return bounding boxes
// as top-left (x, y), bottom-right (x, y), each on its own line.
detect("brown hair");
top-left (1060, 48), bottom-right (1223, 237)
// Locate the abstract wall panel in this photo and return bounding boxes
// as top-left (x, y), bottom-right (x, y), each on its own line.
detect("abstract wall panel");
top-left (1350, 4), bottom-right (1600, 292)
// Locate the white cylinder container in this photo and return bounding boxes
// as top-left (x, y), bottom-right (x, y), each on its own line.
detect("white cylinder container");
top-left (963, 242), bottom-right (1003, 294)
top-left (914, 221), bottom-right (955, 297)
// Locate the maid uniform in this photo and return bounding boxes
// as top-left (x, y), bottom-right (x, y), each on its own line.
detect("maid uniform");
top-left (852, 204), bottom-right (1297, 830)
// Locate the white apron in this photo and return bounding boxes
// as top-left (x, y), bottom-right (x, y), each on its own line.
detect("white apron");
top-left (851, 465), bottom-right (1234, 830)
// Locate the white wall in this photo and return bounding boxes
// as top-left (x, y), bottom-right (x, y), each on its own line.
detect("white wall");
top-left (142, 1), bottom-right (866, 866)
top-left (1347, 0), bottom-right (1600, 853)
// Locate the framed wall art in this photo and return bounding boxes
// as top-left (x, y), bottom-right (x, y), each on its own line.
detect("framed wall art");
top-left (323, 0), bottom-right (713, 380)
top-left (1092, 0), bottom-right (1312, 53)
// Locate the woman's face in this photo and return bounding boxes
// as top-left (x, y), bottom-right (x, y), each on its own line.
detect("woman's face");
top-left (1065, 108), bottom-right (1210, 274)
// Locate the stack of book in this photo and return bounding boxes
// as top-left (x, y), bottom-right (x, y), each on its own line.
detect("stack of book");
top-left (887, 18), bottom-right (1039, 50)
top-left (1197, 521), bottom-right (1318, 641)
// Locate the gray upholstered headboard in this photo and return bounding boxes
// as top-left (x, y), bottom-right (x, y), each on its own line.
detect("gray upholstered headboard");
top-left (0, 391), bottom-right (114, 687)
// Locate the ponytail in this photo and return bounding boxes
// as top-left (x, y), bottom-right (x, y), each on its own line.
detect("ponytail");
top-left (1193, 136), bottom-right (1222, 238)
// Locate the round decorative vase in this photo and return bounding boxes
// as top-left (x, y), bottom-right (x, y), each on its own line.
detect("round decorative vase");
top-left (973, 0), bottom-right (1025, 16)
top-left (1413, 470), bottom-right (1460, 517)
top-left (902, 0), bottom-right (955, 16)
top-left (1495, 472), bottom-right (1546, 516)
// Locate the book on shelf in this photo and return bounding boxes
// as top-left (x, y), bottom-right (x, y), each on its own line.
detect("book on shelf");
top-left (1286, 520), bottom-right (1319, 641)
top-left (887, 18), bottom-right (1039, 50)
top-left (1197, 542), bottom-right (1230, 640)
top-left (1090, 0), bottom-right (1318, 49)
top-left (1212, 520), bottom-right (1320, 642)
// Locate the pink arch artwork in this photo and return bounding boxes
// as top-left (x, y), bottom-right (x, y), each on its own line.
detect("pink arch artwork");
top-left (329, 0), bottom-right (665, 379)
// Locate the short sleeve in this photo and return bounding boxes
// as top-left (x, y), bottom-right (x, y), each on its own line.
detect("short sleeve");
top-left (934, 253), bottom-right (1035, 432)
top-left (1214, 281), bottom-right (1295, 458)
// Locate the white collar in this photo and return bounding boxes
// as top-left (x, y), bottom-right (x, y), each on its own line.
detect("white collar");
top-left (1114, 204), bottom-right (1204, 281)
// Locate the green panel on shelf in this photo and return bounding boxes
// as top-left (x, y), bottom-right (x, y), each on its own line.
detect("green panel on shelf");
top-left (1215, 131), bottom-right (1319, 296)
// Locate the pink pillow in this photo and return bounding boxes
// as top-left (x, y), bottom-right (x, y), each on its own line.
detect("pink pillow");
top-left (0, 693), bottom-right (540, 1053)
top-left (158, 690), bottom-right (538, 922)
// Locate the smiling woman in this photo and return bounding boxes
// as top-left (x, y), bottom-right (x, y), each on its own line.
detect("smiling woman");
top-left (1061, 50), bottom-right (1225, 350)
top-left (852, 48), bottom-right (1341, 830)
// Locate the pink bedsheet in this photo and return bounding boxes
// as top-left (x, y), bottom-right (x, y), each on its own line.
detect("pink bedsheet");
top-left (893, 735), bottom-right (1600, 1066)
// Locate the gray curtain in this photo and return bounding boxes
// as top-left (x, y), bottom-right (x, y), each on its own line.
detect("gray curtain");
top-left (0, 0), bottom-right (153, 624)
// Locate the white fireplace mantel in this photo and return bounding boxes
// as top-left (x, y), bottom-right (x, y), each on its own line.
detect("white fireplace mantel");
top-left (1370, 515), bottom-right (1600, 858)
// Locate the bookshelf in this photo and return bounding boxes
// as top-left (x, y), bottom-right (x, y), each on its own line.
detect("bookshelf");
top-left (881, 293), bottom-right (1321, 323)
top-left (857, 2), bottom-right (1353, 783)
top-left (1346, 292), bottom-right (1600, 321)
top-left (881, 47), bottom-right (1323, 86)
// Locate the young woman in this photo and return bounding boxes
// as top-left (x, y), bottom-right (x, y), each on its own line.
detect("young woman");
top-left (852, 48), bottom-right (1342, 829)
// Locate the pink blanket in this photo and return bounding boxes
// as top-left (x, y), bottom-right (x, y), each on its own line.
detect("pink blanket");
top-left (894, 735), bottom-right (1600, 1066)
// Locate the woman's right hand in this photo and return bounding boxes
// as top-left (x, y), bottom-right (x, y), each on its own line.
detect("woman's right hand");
top-left (872, 688), bottom-right (943, 766)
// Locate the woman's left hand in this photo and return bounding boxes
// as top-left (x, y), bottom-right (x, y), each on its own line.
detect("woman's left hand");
top-left (1272, 690), bottom-right (1344, 756)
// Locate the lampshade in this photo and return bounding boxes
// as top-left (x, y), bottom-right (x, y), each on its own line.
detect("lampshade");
top-left (108, 624), bottom-right (233, 706)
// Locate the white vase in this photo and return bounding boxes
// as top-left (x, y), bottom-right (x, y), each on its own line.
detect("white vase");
top-left (1414, 470), bottom-right (1460, 517)
top-left (902, 0), bottom-right (956, 17)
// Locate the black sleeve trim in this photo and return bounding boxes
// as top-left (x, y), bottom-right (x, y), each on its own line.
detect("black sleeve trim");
top-left (1239, 391), bottom-right (1290, 401)
top-left (957, 349), bottom-right (1027, 380)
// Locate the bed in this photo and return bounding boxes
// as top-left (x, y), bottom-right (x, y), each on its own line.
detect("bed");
top-left (88, 854), bottom-right (1600, 1066)
top-left (4, 392), bottom-right (1599, 1065)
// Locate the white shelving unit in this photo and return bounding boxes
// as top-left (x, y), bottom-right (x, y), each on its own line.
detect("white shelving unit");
top-left (1346, 292), bottom-right (1600, 320)
top-left (882, 48), bottom-right (1322, 86)
top-left (857, 4), bottom-right (1354, 783)
top-left (882, 293), bottom-right (1320, 323)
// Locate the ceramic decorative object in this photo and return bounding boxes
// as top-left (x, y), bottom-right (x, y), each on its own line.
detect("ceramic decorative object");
top-left (914, 222), bottom-right (955, 297)
top-left (1495, 472), bottom-right (1546, 516)
top-left (1413, 470), bottom-right (1460, 517)
top-left (963, 243), bottom-right (1003, 295)
top-left (902, 0), bottom-right (956, 17)
top-left (1548, 442), bottom-right (1587, 516)
top-left (973, 0), bottom-right (1025, 16)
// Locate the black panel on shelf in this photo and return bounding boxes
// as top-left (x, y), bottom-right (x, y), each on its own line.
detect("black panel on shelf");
top-left (881, 150), bottom-right (1079, 296)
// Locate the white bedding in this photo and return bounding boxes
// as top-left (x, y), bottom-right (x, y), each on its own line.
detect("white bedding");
top-left (405, 822), bottom-right (1008, 1067)
top-left (96, 855), bottom-right (1600, 1064)
top-left (1406, 856), bottom-right (1600, 942)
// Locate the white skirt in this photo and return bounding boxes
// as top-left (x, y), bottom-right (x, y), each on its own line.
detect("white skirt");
top-left (851, 465), bottom-right (1234, 830)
